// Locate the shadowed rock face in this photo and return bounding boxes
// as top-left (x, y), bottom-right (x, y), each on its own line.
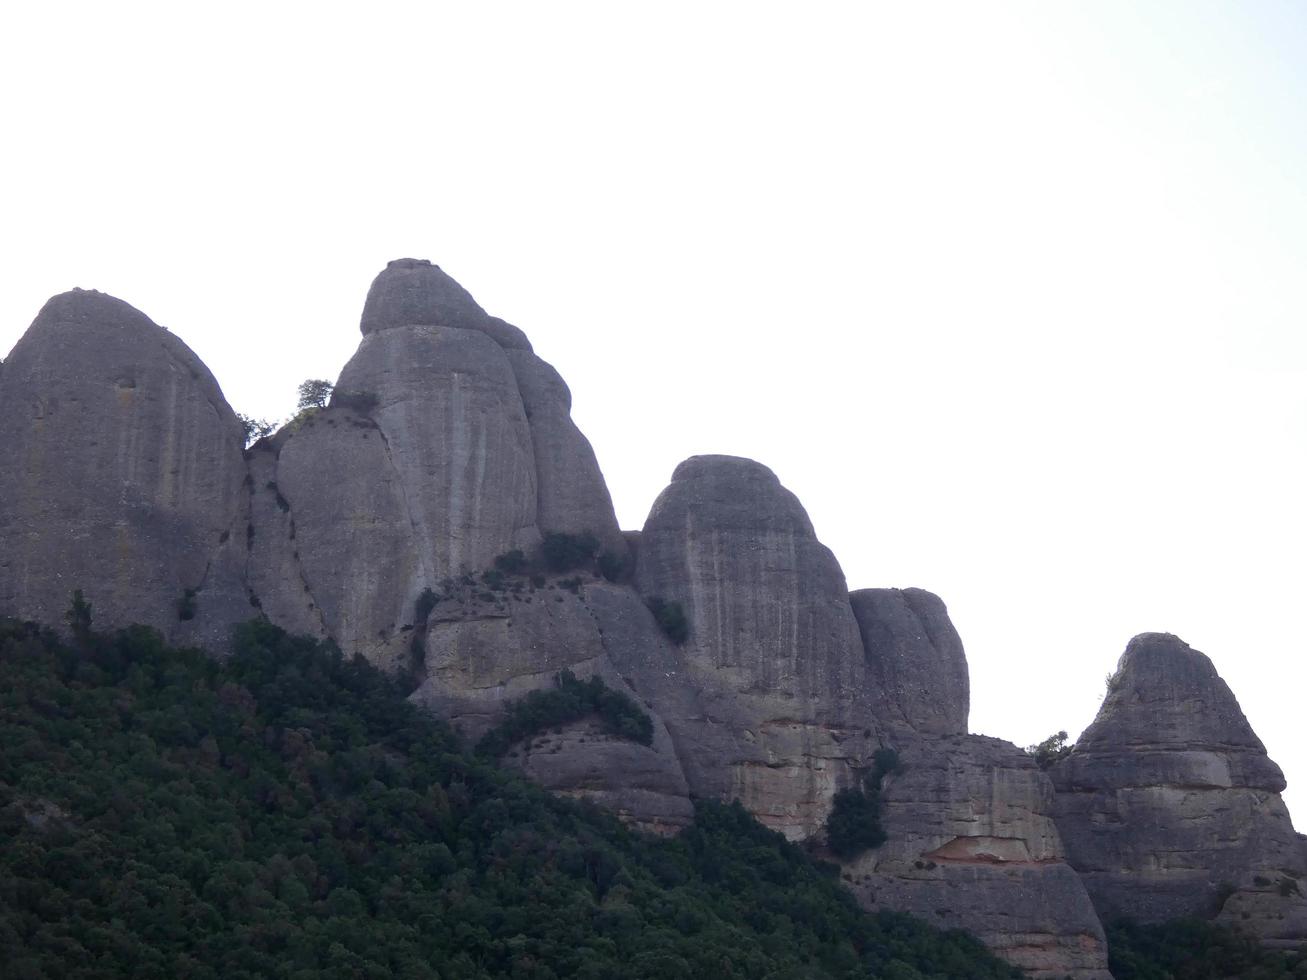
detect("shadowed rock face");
top-left (0, 290), bottom-right (248, 648)
top-left (850, 587), bottom-right (969, 736)
top-left (848, 734), bottom-right (1112, 980)
top-left (1051, 632), bottom-right (1307, 946)
top-left (632, 455), bottom-right (881, 839)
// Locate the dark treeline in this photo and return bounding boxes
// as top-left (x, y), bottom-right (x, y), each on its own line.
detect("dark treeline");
top-left (0, 615), bottom-right (1021, 980)
top-left (1107, 919), bottom-right (1307, 979)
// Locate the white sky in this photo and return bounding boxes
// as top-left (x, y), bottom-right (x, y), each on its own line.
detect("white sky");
top-left (3, 2), bottom-right (1306, 815)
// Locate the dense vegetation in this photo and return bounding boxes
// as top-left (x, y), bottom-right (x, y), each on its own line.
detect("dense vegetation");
top-left (0, 613), bottom-right (1022, 980)
top-left (540, 531), bottom-right (601, 573)
top-left (645, 596), bottom-right (690, 645)
top-left (826, 748), bottom-right (899, 858)
top-left (474, 669), bottom-right (655, 758)
top-left (1025, 730), bottom-right (1073, 769)
top-left (1107, 919), bottom-right (1307, 978)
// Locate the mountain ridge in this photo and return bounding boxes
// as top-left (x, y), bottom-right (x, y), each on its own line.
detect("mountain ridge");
top-left (3, 259), bottom-right (1304, 978)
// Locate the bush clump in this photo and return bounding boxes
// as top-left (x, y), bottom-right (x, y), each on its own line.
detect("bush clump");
top-left (493, 549), bottom-right (529, 575)
top-left (1025, 730), bottom-right (1072, 769)
top-left (826, 747), bottom-right (900, 858)
top-left (330, 389), bottom-right (380, 414)
top-left (646, 596), bottom-right (690, 645)
top-left (1106, 918), bottom-right (1307, 978)
top-left (597, 550), bottom-right (629, 583)
top-left (540, 531), bottom-right (600, 573)
top-left (476, 669), bottom-right (654, 757)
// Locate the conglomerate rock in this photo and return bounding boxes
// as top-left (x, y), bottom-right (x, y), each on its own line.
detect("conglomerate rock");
top-left (333, 320), bottom-right (540, 580)
top-left (1051, 632), bottom-right (1307, 946)
top-left (846, 734), bottom-right (1112, 979)
top-left (506, 349), bottom-right (625, 557)
top-left (5, 262), bottom-right (1303, 973)
top-left (632, 455), bottom-right (881, 839)
top-left (0, 289), bottom-right (248, 648)
top-left (408, 576), bottom-right (693, 834)
top-left (850, 587), bottom-right (970, 736)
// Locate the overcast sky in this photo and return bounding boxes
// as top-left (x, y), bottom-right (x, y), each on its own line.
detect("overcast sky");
top-left (3, 1), bottom-right (1306, 815)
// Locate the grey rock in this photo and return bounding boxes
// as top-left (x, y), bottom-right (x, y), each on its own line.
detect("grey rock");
top-left (507, 349), bottom-right (625, 556)
top-left (242, 446), bottom-right (327, 641)
top-left (409, 577), bottom-right (693, 832)
top-left (335, 323), bottom-right (540, 580)
top-left (1051, 632), bottom-right (1307, 943)
top-left (850, 588), bottom-right (969, 735)
top-left (359, 258), bottom-right (532, 350)
top-left (0, 289), bottom-right (248, 649)
top-left (271, 406), bottom-right (422, 666)
top-left (848, 734), bottom-right (1112, 979)
top-left (633, 455), bottom-right (880, 839)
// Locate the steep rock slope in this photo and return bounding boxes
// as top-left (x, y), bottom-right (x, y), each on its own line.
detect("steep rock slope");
top-left (850, 587), bottom-right (969, 736)
top-left (1051, 632), bottom-right (1307, 946)
top-left (848, 735), bottom-right (1112, 979)
top-left (846, 590), bottom-right (1109, 978)
top-left (632, 455), bottom-right (881, 839)
top-left (0, 290), bottom-right (248, 648)
top-left (408, 576), bottom-right (694, 833)
top-left (245, 259), bottom-right (626, 660)
top-left (626, 453), bottom-right (1111, 976)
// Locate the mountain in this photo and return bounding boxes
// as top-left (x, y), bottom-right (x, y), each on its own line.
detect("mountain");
top-left (3, 259), bottom-right (1304, 978)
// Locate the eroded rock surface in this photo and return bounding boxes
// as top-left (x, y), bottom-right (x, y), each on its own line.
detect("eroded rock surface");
top-left (847, 734), bottom-right (1112, 979)
top-left (409, 576), bottom-right (693, 833)
top-left (335, 321), bottom-right (539, 579)
top-left (0, 290), bottom-right (248, 648)
top-left (1051, 632), bottom-right (1307, 945)
top-left (633, 455), bottom-right (880, 839)
top-left (508, 349), bottom-right (626, 556)
top-left (850, 587), bottom-right (969, 735)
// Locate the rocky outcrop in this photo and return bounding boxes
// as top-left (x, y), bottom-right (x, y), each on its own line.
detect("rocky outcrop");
top-left (507, 349), bottom-right (625, 556)
top-left (1051, 632), bottom-right (1307, 946)
top-left (334, 318), bottom-right (540, 580)
top-left (850, 587), bottom-right (969, 736)
top-left (408, 575), bottom-right (694, 833)
top-left (263, 407), bottom-right (421, 671)
top-left (632, 455), bottom-right (880, 839)
top-left (8, 262), bottom-right (1307, 974)
top-left (847, 734), bottom-right (1112, 979)
top-left (0, 289), bottom-right (248, 648)
top-left (359, 257), bottom-right (532, 350)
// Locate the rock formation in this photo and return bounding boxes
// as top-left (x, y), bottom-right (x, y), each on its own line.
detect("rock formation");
top-left (1051, 632), bottom-right (1307, 946)
top-left (850, 587), bottom-right (970, 736)
top-left (632, 455), bottom-right (881, 839)
top-left (6, 259), bottom-right (1306, 975)
top-left (848, 735), bottom-right (1112, 979)
top-left (0, 290), bottom-right (249, 649)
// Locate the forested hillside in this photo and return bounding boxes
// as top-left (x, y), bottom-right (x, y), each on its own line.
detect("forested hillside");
top-left (0, 613), bottom-right (1020, 980)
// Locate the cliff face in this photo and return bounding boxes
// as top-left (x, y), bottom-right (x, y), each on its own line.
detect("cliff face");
top-left (632, 455), bottom-right (880, 839)
top-left (3, 259), bottom-right (1303, 976)
top-left (850, 587), bottom-right (969, 736)
top-left (1051, 632), bottom-right (1307, 946)
top-left (0, 290), bottom-right (249, 649)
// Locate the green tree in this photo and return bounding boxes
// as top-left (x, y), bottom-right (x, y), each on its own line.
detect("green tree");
top-left (296, 379), bottom-right (334, 411)
top-left (1026, 731), bottom-right (1072, 769)
top-left (236, 413), bottom-right (276, 446)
